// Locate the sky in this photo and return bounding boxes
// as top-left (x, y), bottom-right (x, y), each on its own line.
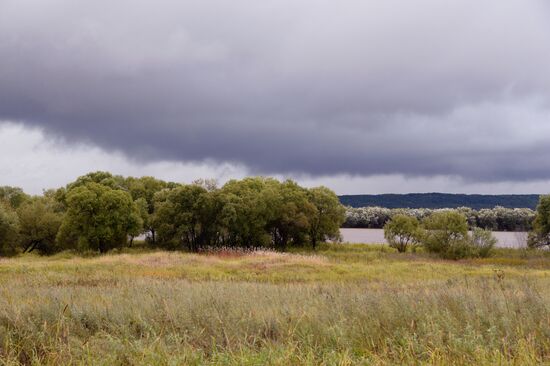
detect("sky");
top-left (1, 0), bottom-right (550, 195)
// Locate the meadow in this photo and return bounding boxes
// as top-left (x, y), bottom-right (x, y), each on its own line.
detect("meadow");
top-left (1, 244), bottom-right (550, 365)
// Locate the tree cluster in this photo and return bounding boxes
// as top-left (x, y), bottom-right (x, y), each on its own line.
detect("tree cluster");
top-left (345, 206), bottom-right (535, 232)
top-left (383, 212), bottom-right (497, 259)
top-left (0, 172), bottom-right (345, 255)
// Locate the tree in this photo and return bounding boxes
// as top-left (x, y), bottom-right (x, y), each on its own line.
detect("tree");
top-left (125, 176), bottom-right (170, 244)
top-left (420, 211), bottom-right (471, 259)
top-left (0, 186), bottom-right (30, 209)
top-left (307, 187), bottom-right (345, 249)
top-left (153, 184), bottom-right (223, 251)
top-left (0, 203), bottom-right (20, 255)
top-left (260, 180), bottom-right (315, 250)
top-left (68, 171), bottom-right (126, 190)
top-left (528, 195), bottom-right (550, 248)
top-left (55, 171), bottom-right (126, 210)
top-left (218, 178), bottom-right (275, 248)
top-left (383, 214), bottom-right (420, 253)
top-left (17, 197), bottom-right (63, 254)
top-left (57, 182), bottom-right (142, 253)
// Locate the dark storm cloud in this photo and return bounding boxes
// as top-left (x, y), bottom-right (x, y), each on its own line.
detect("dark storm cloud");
top-left (1, 0), bottom-right (550, 182)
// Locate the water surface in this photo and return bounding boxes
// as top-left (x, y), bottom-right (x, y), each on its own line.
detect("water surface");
top-left (340, 228), bottom-right (528, 248)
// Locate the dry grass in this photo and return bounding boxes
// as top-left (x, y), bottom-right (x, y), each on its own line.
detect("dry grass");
top-left (1, 244), bottom-right (550, 365)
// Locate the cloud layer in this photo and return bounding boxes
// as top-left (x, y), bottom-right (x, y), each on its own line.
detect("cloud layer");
top-left (1, 0), bottom-right (550, 183)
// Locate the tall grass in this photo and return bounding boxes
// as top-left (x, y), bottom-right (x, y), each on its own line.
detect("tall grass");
top-left (0, 245), bottom-right (549, 365)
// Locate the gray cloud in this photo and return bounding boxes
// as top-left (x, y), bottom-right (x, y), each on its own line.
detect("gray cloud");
top-left (1, 0), bottom-right (550, 182)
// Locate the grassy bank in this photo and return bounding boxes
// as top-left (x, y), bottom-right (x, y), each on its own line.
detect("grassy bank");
top-left (1, 244), bottom-right (550, 365)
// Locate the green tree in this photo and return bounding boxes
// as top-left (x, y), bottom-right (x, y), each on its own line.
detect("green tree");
top-left (57, 182), bottom-right (142, 253)
top-left (55, 171), bottom-right (126, 210)
top-left (528, 195), bottom-right (550, 248)
top-left (218, 178), bottom-right (275, 248)
top-left (0, 203), bottom-right (20, 255)
top-left (154, 184), bottom-right (223, 251)
top-left (307, 187), bottom-right (345, 249)
top-left (263, 180), bottom-right (315, 250)
top-left (421, 211), bottom-right (471, 259)
top-left (384, 214), bottom-right (420, 253)
top-left (17, 197), bottom-right (63, 253)
top-left (69, 171), bottom-right (126, 190)
top-left (125, 176), bottom-right (170, 244)
top-left (0, 186), bottom-right (30, 208)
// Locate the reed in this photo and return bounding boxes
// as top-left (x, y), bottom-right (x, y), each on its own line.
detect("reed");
top-left (1, 244), bottom-right (549, 365)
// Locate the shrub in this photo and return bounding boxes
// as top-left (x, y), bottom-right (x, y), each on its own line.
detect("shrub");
top-left (420, 211), bottom-right (471, 260)
top-left (383, 214), bottom-right (420, 253)
top-left (470, 228), bottom-right (497, 258)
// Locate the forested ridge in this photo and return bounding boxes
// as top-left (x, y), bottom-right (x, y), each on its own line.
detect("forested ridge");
top-left (340, 193), bottom-right (541, 210)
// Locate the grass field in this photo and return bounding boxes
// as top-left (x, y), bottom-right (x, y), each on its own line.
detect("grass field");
top-left (1, 244), bottom-right (550, 365)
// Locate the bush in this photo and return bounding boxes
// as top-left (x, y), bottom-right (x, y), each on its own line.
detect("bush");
top-left (383, 214), bottom-right (420, 252)
top-left (419, 212), bottom-right (498, 259)
top-left (420, 211), bottom-right (471, 260)
top-left (470, 228), bottom-right (496, 258)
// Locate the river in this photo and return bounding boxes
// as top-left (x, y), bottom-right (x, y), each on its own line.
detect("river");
top-left (340, 228), bottom-right (528, 248)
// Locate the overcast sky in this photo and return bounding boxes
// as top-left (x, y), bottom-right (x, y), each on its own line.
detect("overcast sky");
top-left (1, 0), bottom-right (550, 195)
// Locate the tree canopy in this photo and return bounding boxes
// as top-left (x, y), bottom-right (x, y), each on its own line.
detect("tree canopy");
top-left (0, 172), bottom-right (345, 255)
top-left (57, 180), bottom-right (142, 253)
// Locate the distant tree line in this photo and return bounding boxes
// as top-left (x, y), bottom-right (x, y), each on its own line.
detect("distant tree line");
top-left (339, 193), bottom-right (540, 210)
top-left (383, 194), bottom-right (550, 259)
top-left (0, 172), bottom-right (345, 255)
top-left (344, 206), bottom-right (536, 232)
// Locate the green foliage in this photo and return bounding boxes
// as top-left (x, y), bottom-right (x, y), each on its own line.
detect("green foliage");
top-left (0, 203), bottom-right (19, 255)
top-left (153, 184), bottom-right (222, 251)
top-left (421, 211), bottom-right (471, 259)
top-left (68, 171), bottom-right (126, 190)
top-left (383, 214), bottom-right (420, 252)
top-left (264, 180), bottom-right (315, 250)
top-left (528, 195), bottom-right (550, 248)
top-left (57, 181), bottom-right (142, 253)
top-left (307, 186), bottom-right (346, 249)
top-left (150, 178), bottom-right (345, 251)
top-left (470, 227), bottom-right (497, 258)
top-left (218, 177), bottom-right (276, 248)
top-left (419, 212), bottom-right (498, 259)
top-left (0, 172), bottom-right (345, 255)
top-left (17, 197), bottom-right (63, 254)
top-left (125, 176), bottom-right (171, 243)
top-left (0, 185), bottom-right (30, 208)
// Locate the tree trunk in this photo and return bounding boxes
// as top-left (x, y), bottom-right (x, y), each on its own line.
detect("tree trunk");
top-left (24, 241), bottom-right (39, 253)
